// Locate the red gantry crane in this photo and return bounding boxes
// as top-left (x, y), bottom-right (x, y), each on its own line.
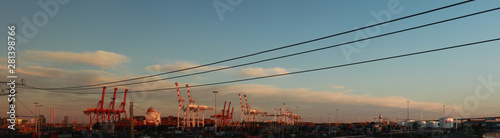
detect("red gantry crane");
top-left (83, 86), bottom-right (128, 127)
top-left (116, 89), bottom-right (128, 121)
top-left (212, 101), bottom-right (233, 127)
top-left (225, 102), bottom-right (232, 125)
top-left (105, 88), bottom-right (118, 122)
top-left (211, 102), bottom-right (222, 127)
top-left (83, 86), bottom-right (107, 126)
top-left (230, 106), bottom-right (234, 124)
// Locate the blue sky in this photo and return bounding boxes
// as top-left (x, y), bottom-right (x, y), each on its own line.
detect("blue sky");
top-left (1, 0), bottom-right (500, 123)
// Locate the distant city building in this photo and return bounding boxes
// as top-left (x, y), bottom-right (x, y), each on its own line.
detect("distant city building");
top-left (439, 117), bottom-right (454, 128)
top-left (16, 118), bottom-right (26, 125)
top-left (0, 117), bottom-right (7, 126)
top-left (63, 116), bottom-right (69, 124)
top-left (0, 117), bottom-right (28, 125)
top-left (39, 115), bottom-right (46, 124)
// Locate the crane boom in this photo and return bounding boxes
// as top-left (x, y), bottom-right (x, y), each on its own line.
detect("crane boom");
top-left (239, 94), bottom-right (245, 122)
top-left (186, 84), bottom-right (195, 104)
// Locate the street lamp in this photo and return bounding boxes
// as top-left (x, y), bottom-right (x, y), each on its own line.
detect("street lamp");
top-left (308, 114), bottom-right (312, 123)
top-left (34, 102), bottom-right (38, 134)
top-left (213, 91), bottom-right (218, 134)
top-left (296, 106), bottom-right (299, 115)
top-left (296, 106), bottom-right (299, 125)
top-left (328, 113), bottom-right (331, 133)
top-left (407, 101), bottom-right (410, 120)
top-left (36, 104), bottom-right (43, 138)
top-left (407, 101), bottom-right (410, 134)
top-left (336, 109), bottom-right (338, 125)
top-left (443, 105), bottom-right (445, 118)
top-left (358, 113), bottom-right (360, 123)
top-left (443, 105), bottom-right (445, 131)
top-left (296, 106), bottom-right (299, 133)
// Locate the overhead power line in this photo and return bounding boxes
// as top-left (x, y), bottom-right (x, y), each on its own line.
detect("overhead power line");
top-left (27, 6), bottom-right (500, 91)
top-left (16, 97), bottom-right (36, 116)
top-left (29, 0), bottom-right (473, 90)
top-left (23, 37), bottom-right (500, 94)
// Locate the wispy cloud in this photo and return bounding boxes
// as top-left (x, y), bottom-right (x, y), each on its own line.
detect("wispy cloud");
top-left (330, 85), bottom-right (353, 93)
top-left (145, 61), bottom-right (226, 73)
top-left (330, 85), bottom-right (345, 89)
top-left (220, 84), bottom-right (449, 111)
top-left (24, 50), bottom-right (129, 69)
top-left (7, 65), bottom-right (121, 87)
top-left (233, 67), bottom-right (291, 77)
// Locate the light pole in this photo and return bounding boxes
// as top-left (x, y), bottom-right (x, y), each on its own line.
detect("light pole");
top-left (321, 114), bottom-right (322, 123)
top-left (443, 105), bottom-right (445, 132)
top-left (336, 109), bottom-right (338, 125)
top-left (296, 106), bottom-right (299, 115)
top-left (420, 108), bottom-right (423, 122)
top-left (420, 108), bottom-right (423, 133)
top-left (34, 102), bottom-right (38, 134)
top-left (443, 105), bottom-right (445, 118)
top-left (407, 101), bottom-right (410, 120)
top-left (296, 106), bottom-right (299, 125)
top-left (407, 100), bottom-right (410, 135)
top-left (296, 106), bottom-right (299, 133)
top-left (328, 113), bottom-right (331, 133)
top-left (296, 106), bottom-right (299, 117)
top-left (358, 113), bottom-right (360, 123)
top-left (397, 112), bottom-right (401, 122)
top-left (309, 114), bottom-right (312, 123)
top-left (37, 104), bottom-right (43, 138)
top-left (213, 91), bottom-right (218, 135)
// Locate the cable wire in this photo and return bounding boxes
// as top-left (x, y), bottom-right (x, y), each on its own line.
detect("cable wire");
top-left (29, 0), bottom-right (474, 90)
top-left (17, 97), bottom-right (37, 116)
top-left (22, 37), bottom-right (500, 94)
top-left (27, 6), bottom-right (500, 91)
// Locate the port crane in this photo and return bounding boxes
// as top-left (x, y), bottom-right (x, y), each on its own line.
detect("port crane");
top-left (176, 82), bottom-right (213, 128)
top-left (83, 86), bottom-right (127, 127)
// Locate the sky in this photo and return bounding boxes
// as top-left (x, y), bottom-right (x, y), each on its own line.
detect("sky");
top-left (1, 0), bottom-right (500, 124)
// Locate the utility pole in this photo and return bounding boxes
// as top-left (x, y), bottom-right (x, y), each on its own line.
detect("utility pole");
top-left (37, 104), bottom-right (43, 138)
top-left (358, 113), bottom-right (360, 123)
top-left (130, 102), bottom-right (134, 138)
top-left (309, 114), bottom-right (312, 123)
top-left (407, 101), bottom-right (410, 136)
top-left (328, 113), bottom-right (331, 133)
top-left (407, 101), bottom-right (410, 120)
top-left (34, 102), bottom-right (38, 134)
top-left (443, 105), bottom-right (445, 118)
top-left (336, 109), bottom-right (338, 125)
top-left (420, 108), bottom-right (423, 134)
top-left (321, 114), bottom-right (322, 123)
top-left (296, 106), bottom-right (299, 115)
top-left (420, 108), bottom-right (423, 122)
top-left (213, 91), bottom-right (218, 135)
top-left (296, 106), bottom-right (299, 133)
top-left (296, 106), bottom-right (299, 125)
top-left (455, 110), bottom-right (457, 131)
top-left (443, 105), bottom-right (445, 132)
